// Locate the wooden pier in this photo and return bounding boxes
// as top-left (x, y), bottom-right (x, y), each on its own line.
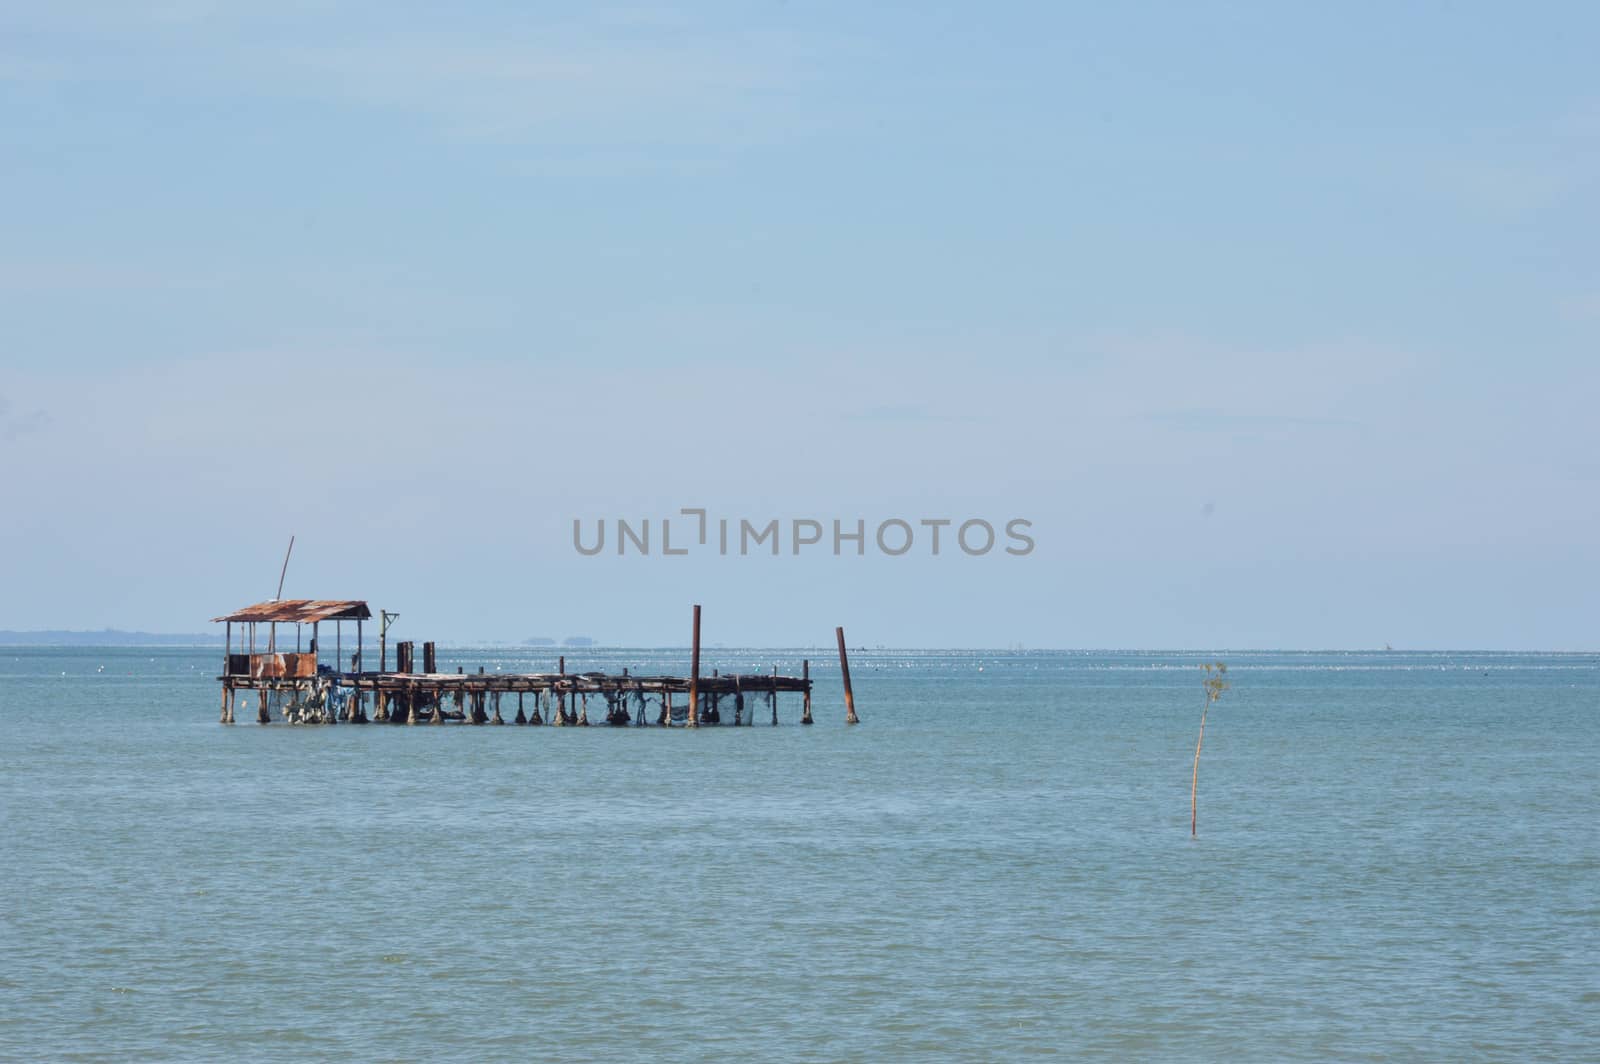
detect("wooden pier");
top-left (213, 599), bottom-right (852, 727)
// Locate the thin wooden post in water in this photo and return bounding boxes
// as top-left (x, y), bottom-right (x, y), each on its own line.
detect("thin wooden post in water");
top-left (837, 626), bottom-right (859, 724)
top-left (801, 659), bottom-right (813, 725)
top-left (688, 604), bottom-right (702, 727)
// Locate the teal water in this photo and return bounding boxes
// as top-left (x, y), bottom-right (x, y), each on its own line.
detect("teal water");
top-left (2, 647), bottom-right (1597, 1061)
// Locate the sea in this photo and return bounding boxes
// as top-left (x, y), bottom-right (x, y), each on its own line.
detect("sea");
top-left (2, 647), bottom-right (1596, 1061)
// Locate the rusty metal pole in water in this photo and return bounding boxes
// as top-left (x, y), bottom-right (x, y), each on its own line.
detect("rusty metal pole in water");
top-left (688, 604), bottom-right (702, 727)
top-left (836, 626), bottom-right (859, 724)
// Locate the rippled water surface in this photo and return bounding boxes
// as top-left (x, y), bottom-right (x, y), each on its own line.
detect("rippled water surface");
top-left (3, 647), bottom-right (1597, 1061)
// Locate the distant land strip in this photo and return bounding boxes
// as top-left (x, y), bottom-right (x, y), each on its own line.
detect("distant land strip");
top-left (0, 630), bottom-right (226, 646)
top-left (0, 630), bottom-right (602, 647)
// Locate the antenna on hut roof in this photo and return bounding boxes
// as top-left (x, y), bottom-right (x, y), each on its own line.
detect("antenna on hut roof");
top-left (274, 535), bottom-right (295, 602)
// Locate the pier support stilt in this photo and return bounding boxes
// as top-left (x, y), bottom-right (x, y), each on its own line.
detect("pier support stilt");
top-left (471, 668), bottom-right (487, 724)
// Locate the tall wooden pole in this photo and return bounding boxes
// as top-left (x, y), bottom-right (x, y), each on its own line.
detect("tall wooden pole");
top-left (688, 604), bottom-right (702, 727)
top-left (837, 626), bottom-right (859, 724)
top-left (1192, 703), bottom-right (1207, 837)
top-left (801, 659), bottom-right (812, 725)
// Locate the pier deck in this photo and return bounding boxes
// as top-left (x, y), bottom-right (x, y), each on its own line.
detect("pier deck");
top-left (214, 597), bottom-right (853, 726)
top-left (220, 667), bottom-right (813, 726)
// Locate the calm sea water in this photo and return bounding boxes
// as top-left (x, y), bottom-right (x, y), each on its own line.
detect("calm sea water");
top-left (2, 647), bottom-right (1596, 1061)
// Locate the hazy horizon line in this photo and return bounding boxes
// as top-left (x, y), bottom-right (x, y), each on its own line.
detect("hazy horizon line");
top-left (1, 632), bottom-right (1594, 655)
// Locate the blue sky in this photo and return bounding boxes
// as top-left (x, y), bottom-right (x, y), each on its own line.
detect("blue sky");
top-left (2, 3), bottom-right (1596, 647)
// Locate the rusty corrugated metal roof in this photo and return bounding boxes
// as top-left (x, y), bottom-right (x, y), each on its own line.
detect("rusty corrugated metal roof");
top-left (212, 599), bottom-right (372, 623)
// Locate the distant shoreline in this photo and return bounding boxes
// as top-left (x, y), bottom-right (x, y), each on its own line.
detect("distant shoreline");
top-left (0, 631), bottom-right (226, 647)
top-left (0, 630), bottom-right (596, 648)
